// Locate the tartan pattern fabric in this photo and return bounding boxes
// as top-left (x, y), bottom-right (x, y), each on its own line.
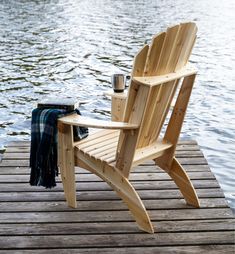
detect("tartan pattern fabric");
top-left (29, 108), bottom-right (88, 188)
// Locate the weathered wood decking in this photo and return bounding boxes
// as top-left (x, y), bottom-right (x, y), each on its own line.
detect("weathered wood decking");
top-left (0, 140), bottom-right (234, 253)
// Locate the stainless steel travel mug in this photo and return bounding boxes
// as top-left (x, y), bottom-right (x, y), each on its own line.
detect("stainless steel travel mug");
top-left (111, 74), bottom-right (126, 93)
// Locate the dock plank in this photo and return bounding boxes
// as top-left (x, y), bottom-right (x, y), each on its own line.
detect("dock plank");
top-left (0, 179), bottom-right (220, 192)
top-left (0, 171), bottom-right (216, 183)
top-left (0, 232), bottom-right (234, 249)
top-left (0, 157), bottom-right (209, 167)
top-left (0, 164), bottom-right (212, 174)
top-left (0, 140), bottom-right (234, 253)
top-left (0, 219), bottom-right (234, 235)
top-left (0, 198), bottom-right (229, 212)
top-left (0, 246), bottom-right (234, 254)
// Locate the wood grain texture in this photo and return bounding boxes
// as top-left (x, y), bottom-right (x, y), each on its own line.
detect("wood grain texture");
top-left (59, 115), bottom-right (139, 129)
top-left (0, 246), bottom-right (234, 254)
top-left (0, 140), bottom-right (234, 253)
top-left (1, 23), bottom-right (234, 252)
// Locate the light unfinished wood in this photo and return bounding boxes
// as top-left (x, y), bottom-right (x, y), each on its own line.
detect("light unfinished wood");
top-left (143, 32), bottom-right (166, 76)
top-left (75, 151), bottom-right (154, 233)
top-left (104, 91), bottom-right (128, 122)
top-left (133, 64), bottom-right (197, 86)
top-left (154, 74), bottom-right (196, 171)
top-left (58, 22), bottom-right (201, 233)
top-left (58, 123), bottom-right (76, 208)
top-left (155, 25), bottom-right (180, 75)
top-left (111, 97), bottom-right (126, 122)
top-left (131, 44), bottom-right (149, 77)
top-left (104, 90), bottom-right (128, 99)
top-left (133, 141), bottom-right (172, 167)
top-left (60, 115), bottom-right (138, 129)
top-left (77, 130), bottom-right (119, 150)
top-left (116, 83), bottom-right (151, 175)
top-left (149, 79), bottom-right (180, 144)
top-left (167, 158), bottom-right (200, 207)
top-left (164, 74), bottom-right (196, 145)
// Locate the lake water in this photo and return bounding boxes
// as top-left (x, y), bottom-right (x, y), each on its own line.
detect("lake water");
top-left (0, 0), bottom-right (234, 211)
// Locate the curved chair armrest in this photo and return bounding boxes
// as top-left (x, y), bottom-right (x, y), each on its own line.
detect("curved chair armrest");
top-left (58, 114), bottom-right (139, 129)
top-left (133, 64), bottom-right (197, 87)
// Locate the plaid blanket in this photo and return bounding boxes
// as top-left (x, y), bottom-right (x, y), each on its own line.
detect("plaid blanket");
top-left (30, 108), bottom-right (88, 188)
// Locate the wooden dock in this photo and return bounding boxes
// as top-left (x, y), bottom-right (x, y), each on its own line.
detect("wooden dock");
top-left (0, 140), bottom-right (234, 253)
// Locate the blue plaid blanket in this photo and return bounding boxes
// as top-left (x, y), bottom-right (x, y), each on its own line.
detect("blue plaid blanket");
top-left (30, 108), bottom-right (88, 188)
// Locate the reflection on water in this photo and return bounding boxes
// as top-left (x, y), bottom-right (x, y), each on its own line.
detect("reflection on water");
top-left (0, 0), bottom-right (234, 210)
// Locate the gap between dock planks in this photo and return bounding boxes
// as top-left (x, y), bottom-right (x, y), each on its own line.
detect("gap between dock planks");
top-left (0, 140), bottom-right (234, 253)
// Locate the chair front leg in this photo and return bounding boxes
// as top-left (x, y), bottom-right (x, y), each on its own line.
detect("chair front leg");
top-left (58, 122), bottom-right (77, 208)
top-left (76, 151), bottom-right (154, 233)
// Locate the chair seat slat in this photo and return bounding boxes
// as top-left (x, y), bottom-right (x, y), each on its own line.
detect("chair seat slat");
top-left (77, 130), bottom-right (119, 149)
top-left (133, 141), bottom-right (173, 167)
top-left (92, 142), bottom-right (118, 159)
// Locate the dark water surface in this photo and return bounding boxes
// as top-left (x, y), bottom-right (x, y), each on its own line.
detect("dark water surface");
top-left (0, 0), bottom-right (234, 210)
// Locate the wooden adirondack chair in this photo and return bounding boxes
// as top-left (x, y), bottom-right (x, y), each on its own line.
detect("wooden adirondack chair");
top-left (58, 22), bottom-right (200, 233)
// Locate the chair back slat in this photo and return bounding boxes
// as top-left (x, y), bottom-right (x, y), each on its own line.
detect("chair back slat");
top-left (154, 24), bottom-right (180, 75)
top-left (144, 23), bottom-right (197, 76)
top-left (148, 79), bottom-right (179, 144)
top-left (131, 44), bottom-right (149, 77)
top-left (167, 23), bottom-right (197, 72)
top-left (143, 32), bottom-right (166, 76)
top-left (137, 79), bottom-right (179, 148)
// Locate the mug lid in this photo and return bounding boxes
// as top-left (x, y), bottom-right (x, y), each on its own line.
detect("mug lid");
top-left (112, 73), bottom-right (125, 76)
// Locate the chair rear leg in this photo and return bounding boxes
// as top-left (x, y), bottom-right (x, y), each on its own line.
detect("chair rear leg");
top-left (77, 152), bottom-right (154, 233)
top-left (156, 157), bottom-right (200, 207)
top-left (170, 158), bottom-right (200, 207)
